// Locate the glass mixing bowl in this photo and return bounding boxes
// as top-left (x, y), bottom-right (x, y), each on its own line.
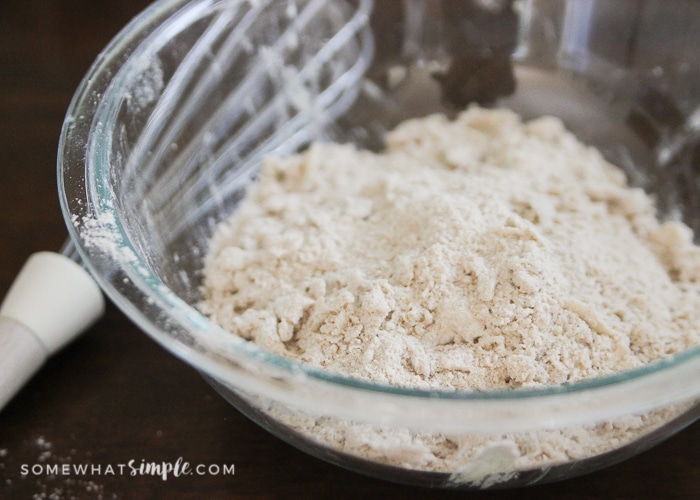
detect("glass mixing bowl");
top-left (58, 0), bottom-right (700, 489)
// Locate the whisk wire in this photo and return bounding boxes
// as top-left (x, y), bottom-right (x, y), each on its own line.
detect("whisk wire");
top-left (117, 0), bottom-right (374, 243)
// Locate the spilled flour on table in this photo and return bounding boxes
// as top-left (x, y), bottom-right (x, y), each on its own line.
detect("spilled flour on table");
top-left (199, 106), bottom-right (700, 484)
top-left (0, 435), bottom-right (114, 499)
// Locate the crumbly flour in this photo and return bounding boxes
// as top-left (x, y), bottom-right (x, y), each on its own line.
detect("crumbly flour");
top-left (199, 107), bottom-right (700, 483)
top-left (201, 107), bottom-right (700, 389)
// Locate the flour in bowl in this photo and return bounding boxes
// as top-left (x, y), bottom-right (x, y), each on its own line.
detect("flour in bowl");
top-left (200, 106), bottom-right (700, 391)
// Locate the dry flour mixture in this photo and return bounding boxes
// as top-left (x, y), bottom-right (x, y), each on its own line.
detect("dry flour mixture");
top-left (199, 106), bottom-right (700, 482)
top-left (200, 106), bottom-right (700, 391)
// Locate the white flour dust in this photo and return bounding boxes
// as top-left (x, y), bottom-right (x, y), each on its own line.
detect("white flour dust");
top-left (199, 106), bottom-right (700, 483)
top-left (3, 436), bottom-right (113, 500)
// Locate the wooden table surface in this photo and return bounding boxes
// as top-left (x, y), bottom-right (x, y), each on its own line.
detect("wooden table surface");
top-left (0, 1), bottom-right (698, 498)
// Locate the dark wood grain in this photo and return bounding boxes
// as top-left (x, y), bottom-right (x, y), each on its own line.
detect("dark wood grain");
top-left (0, 1), bottom-right (698, 498)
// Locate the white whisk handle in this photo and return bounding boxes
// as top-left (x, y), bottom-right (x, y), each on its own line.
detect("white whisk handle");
top-left (0, 252), bottom-right (105, 410)
top-left (0, 317), bottom-right (47, 410)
